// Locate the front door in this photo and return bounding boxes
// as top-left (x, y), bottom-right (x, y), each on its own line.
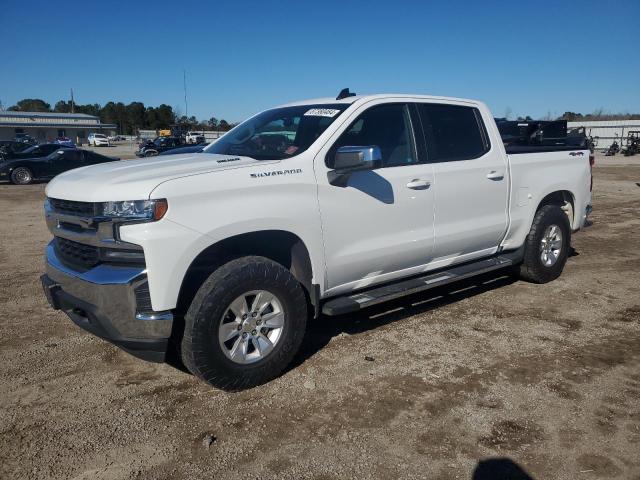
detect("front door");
top-left (416, 102), bottom-right (509, 266)
top-left (316, 102), bottom-right (435, 295)
top-left (47, 149), bottom-right (83, 177)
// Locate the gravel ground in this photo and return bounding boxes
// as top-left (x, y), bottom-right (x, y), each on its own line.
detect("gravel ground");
top-left (0, 153), bottom-right (639, 480)
top-left (83, 142), bottom-right (138, 159)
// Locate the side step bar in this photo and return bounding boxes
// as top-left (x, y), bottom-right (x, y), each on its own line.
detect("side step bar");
top-left (321, 250), bottom-right (522, 316)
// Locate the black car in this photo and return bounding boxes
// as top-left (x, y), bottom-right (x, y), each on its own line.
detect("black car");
top-left (158, 143), bottom-right (209, 156)
top-left (136, 136), bottom-right (184, 157)
top-left (0, 148), bottom-right (119, 185)
top-left (0, 140), bottom-right (32, 158)
top-left (0, 143), bottom-right (73, 161)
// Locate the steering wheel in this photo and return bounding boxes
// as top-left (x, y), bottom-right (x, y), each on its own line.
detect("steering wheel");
top-left (228, 125), bottom-right (255, 145)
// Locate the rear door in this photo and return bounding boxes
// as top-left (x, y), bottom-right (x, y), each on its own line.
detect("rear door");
top-left (416, 102), bottom-right (509, 266)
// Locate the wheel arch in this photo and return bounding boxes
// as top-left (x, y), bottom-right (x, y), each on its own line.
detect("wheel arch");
top-left (536, 189), bottom-right (576, 228)
top-left (175, 229), bottom-right (317, 318)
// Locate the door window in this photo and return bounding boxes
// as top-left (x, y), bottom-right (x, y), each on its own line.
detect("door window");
top-left (328, 103), bottom-right (417, 168)
top-left (59, 150), bottom-right (82, 163)
top-left (417, 104), bottom-right (490, 162)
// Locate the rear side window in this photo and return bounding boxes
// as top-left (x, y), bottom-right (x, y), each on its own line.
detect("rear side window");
top-left (418, 104), bottom-right (490, 162)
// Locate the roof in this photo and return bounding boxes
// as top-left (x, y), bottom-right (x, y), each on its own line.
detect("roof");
top-left (279, 93), bottom-right (481, 108)
top-left (0, 111), bottom-right (99, 119)
top-left (0, 121), bottom-right (117, 129)
top-left (0, 110), bottom-right (115, 129)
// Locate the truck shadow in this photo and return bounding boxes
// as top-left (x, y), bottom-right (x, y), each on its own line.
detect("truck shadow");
top-left (290, 268), bottom-right (518, 370)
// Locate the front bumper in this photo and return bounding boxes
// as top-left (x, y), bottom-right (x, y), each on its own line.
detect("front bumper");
top-left (582, 204), bottom-right (593, 229)
top-left (41, 242), bottom-right (173, 362)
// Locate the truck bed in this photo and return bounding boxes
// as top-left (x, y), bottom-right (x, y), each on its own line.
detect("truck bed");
top-left (505, 145), bottom-right (589, 154)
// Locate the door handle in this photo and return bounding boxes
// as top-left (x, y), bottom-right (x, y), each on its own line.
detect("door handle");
top-left (486, 170), bottom-right (504, 180)
top-left (406, 179), bottom-right (431, 189)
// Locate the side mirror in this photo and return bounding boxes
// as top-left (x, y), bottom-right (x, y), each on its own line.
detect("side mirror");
top-left (328, 145), bottom-right (382, 187)
top-left (56, 150), bottom-right (65, 154)
top-left (334, 145), bottom-right (382, 170)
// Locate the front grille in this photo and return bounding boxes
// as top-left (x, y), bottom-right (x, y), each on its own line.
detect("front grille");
top-left (55, 237), bottom-right (100, 269)
top-left (49, 198), bottom-right (97, 217)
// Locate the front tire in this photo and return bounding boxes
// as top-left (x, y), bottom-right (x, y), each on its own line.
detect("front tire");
top-left (181, 256), bottom-right (308, 390)
top-left (10, 167), bottom-right (33, 185)
top-left (517, 204), bottom-right (571, 283)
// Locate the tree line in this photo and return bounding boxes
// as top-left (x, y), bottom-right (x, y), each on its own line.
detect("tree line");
top-left (503, 106), bottom-right (640, 122)
top-left (5, 98), bottom-right (237, 135)
top-left (557, 111), bottom-right (640, 121)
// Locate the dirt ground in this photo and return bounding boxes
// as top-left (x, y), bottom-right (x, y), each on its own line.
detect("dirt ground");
top-left (1, 153), bottom-right (639, 480)
top-left (83, 142), bottom-right (139, 160)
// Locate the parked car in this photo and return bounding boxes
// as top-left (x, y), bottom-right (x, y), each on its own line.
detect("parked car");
top-left (41, 91), bottom-right (593, 390)
top-left (54, 137), bottom-right (75, 147)
top-left (158, 144), bottom-right (208, 156)
top-left (108, 135), bottom-right (126, 142)
top-left (0, 143), bottom-right (73, 161)
top-left (135, 136), bottom-right (183, 157)
top-left (0, 148), bottom-right (118, 185)
top-left (185, 131), bottom-right (206, 144)
top-left (0, 140), bottom-right (32, 159)
top-left (88, 133), bottom-right (110, 147)
top-left (14, 133), bottom-right (37, 145)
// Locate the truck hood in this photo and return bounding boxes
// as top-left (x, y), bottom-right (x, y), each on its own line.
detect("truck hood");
top-left (45, 153), bottom-right (271, 202)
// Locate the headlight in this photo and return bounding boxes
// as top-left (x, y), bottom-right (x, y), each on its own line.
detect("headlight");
top-left (101, 199), bottom-right (168, 221)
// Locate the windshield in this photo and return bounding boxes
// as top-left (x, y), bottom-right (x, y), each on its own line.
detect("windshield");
top-left (204, 104), bottom-right (349, 160)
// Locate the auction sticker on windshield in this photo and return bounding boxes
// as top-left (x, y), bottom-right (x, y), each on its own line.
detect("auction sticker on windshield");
top-left (304, 108), bottom-right (341, 117)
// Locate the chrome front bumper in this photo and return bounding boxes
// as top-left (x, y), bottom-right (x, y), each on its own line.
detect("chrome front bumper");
top-left (42, 242), bottom-right (173, 362)
top-left (583, 204), bottom-right (593, 228)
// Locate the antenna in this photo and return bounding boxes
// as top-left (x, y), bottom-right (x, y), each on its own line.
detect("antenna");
top-left (336, 88), bottom-right (356, 100)
top-left (183, 69), bottom-right (188, 119)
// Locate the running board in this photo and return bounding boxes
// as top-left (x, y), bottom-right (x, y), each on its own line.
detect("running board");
top-left (321, 252), bottom-right (521, 316)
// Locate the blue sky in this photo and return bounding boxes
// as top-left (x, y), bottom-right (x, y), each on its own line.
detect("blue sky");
top-left (1, 0), bottom-right (638, 122)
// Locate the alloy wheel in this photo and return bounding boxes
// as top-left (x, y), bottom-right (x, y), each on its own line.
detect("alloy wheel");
top-left (218, 290), bottom-right (285, 364)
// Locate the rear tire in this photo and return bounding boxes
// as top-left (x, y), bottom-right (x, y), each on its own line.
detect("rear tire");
top-left (517, 204), bottom-right (571, 283)
top-left (10, 167), bottom-right (33, 185)
top-left (181, 256), bottom-right (307, 390)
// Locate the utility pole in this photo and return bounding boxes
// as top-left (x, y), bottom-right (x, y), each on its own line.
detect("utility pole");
top-left (183, 69), bottom-right (188, 119)
top-left (70, 88), bottom-right (75, 113)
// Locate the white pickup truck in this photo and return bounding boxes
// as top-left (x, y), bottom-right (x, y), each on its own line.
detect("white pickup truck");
top-left (41, 91), bottom-right (593, 390)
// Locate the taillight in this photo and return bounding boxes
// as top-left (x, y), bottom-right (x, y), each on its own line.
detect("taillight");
top-left (589, 154), bottom-right (594, 191)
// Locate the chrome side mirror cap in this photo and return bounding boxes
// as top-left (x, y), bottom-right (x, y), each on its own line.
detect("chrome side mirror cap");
top-left (334, 145), bottom-right (382, 171)
top-left (328, 145), bottom-right (383, 187)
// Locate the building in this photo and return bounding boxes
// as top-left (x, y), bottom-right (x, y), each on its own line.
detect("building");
top-left (0, 111), bottom-right (117, 145)
top-left (567, 120), bottom-right (640, 150)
